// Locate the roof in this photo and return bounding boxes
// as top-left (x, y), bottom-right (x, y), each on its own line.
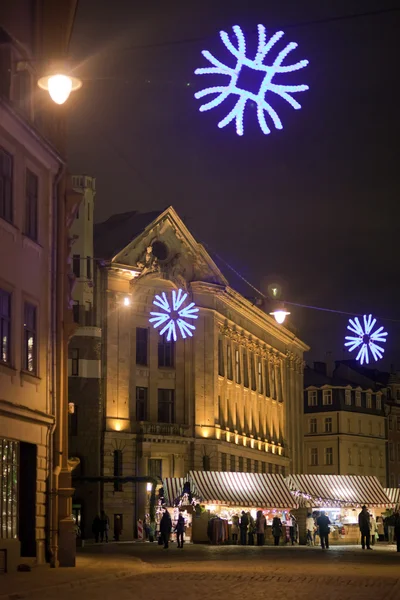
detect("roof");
top-left (287, 474), bottom-right (392, 508)
top-left (188, 471), bottom-right (297, 509)
top-left (384, 488), bottom-right (400, 507)
top-left (94, 210), bottom-right (164, 261)
top-left (162, 477), bottom-right (202, 506)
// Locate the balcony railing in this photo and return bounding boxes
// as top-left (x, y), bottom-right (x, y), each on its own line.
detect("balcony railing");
top-left (136, 422), bottom-right (190, 437)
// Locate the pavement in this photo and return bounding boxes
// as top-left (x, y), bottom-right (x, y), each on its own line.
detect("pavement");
top-left (1, 542), bottom-right (399, 600)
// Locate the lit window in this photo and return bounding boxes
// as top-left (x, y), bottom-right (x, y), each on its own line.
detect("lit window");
top-left (310, 448), bottom-right (318, 466)
top-left (345, 390), bottom-right (352, 405)
top-left (308, 391), bottom-right (317, 407)
top-left (366, 393), bottom-right (372, 409)
top-left (322, 390), bottom-right (332, 405)
top-left (235, 349), bottom-right (241, 384)
top-left (309, 418), bottom-right (317, 434)
top-left (355, 391), bottom-right (361, 407)
top-left (257, 360), bottom-right (263, 394)
top-left (325, 447), bottom-right (333, 466)
top-left (0, 439), bottom-right (18, 538)
top-left (324, 417), bottom-right (332, 433)
top-left (0, 289), bottom-right (11, 364)
top-left (23, 303), bottom-right (37, 374)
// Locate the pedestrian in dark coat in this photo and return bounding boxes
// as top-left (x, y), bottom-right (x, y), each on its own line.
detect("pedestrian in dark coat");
top-left (272, 516), bottom-right (282, 546)
top-left (92, 515), bottom-right (101, 543)
top-left (175, 513), bottom-right (185, 548)
top-left (394, 512), bottom-right (400, 553)
top-left (160, 511), bottom-right (172, 549)
top-left (358, 506), bottom-right (371, 550)
top-left (316, 511), bottom-right (331, 549)
top-left (239, 511), bottom-right (249, 545)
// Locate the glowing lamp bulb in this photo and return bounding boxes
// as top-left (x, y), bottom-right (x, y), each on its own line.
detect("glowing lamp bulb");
top-left (270, 309), bottom-right (290, 324)
top-left (123, 297), bottom-right (130, 306)
top-left (38, 73), bottom-right (82, 105)
top-left (146, 482), bottom-right (152, 492)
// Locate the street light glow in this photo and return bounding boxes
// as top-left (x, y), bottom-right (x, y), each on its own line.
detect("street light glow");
top-left (38, 73), bottom-right (82, 105)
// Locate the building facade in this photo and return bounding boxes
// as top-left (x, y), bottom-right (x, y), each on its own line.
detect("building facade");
top-left (70, 206), bottom-right (309, 540)
top-left (0, 1), bottom-right (79, 571)
top-left (303, 362), bottom-right (387, 486)
top-left (386, 372), bottom-right (400, 489)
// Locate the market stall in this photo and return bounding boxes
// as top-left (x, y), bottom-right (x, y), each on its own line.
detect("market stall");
top-left (384, 488), bottom-right (400, 510)
top-left (287, 474), bottom-right (393, 545)
top-left (159, 477), bottom-right (203, 543)
top-left (186, 471), bottom-right (298, 545)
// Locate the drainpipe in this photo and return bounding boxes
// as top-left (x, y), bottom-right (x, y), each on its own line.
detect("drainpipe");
top-left (48, 162), bottom-right (66, 568)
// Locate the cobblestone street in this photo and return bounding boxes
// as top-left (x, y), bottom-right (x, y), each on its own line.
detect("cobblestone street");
top-left (2, 543), bottom-right (400, 600)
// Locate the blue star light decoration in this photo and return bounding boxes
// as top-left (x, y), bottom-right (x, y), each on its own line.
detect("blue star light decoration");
top-left (149, 289), bottom-right (199, 342)
top-left (344, 315), bottom-right (388, 365)
top-left (194, 24), bottom-right (309, 136)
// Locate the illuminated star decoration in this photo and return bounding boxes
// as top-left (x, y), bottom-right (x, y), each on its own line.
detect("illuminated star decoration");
top-left (149, 289), bottom-right (199, 342)
top-left (194, 24), bottom-right (309, 136)
top-left (344, 315), bottom-right (388, 365)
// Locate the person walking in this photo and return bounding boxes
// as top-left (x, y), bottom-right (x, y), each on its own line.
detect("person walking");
top-left (387, 513), bottom-right (396, 544)
top-left (256, 510), bottom-right (266, 546)
top-left (369, 514), bottom-right (378, 546)
top-left (316, 511), bottom-right (331, 549)
top-left (231, 515), bottom-right (239, 544)
top-left (160, 510), bottom-right (172, 549)
top-left (240, 511), bottom-right (249, 545)
top-left (175, 512), bottom-right (185, 548)
top-left (306, 513), bottom-right (315, 546)
top-left (100, 510), bottom-right (109, 543)
top-left (394, 512), bottom-right (400, 553)
top-left (358, 506), bottom-right (371, 550)
top-left (92, 515), bottom-right (101, 543)
top-left (272, 515), bottom-right (282, 546)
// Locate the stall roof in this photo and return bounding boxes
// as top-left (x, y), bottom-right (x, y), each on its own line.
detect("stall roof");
top-left (188, 471), bottom-right (297, 509)
top-left (384, 488), bottom-right (400, 508)
top-left (287, 474), bottom-right (392, 508)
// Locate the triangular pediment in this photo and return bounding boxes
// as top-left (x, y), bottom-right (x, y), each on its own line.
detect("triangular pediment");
top-left (112, 206), bottom-right (228, 287)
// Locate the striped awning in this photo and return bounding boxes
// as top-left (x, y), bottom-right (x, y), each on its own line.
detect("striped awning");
top-left (384, 488), bottom-right (400, 507)
top-left (187, 471), bottom-right (297, 509)
top-left (287, 474), bottom-right (393, 508)
top-left (162, 477), bottom-right (202, 506)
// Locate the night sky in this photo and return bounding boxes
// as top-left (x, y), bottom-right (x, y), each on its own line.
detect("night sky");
top-left (67, 0), bottom-right (400, 369)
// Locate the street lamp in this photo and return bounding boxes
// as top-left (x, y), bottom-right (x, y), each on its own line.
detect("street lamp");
top-left (270, 305), bottom-right (291, 324)
top-left (38, 72), bottom-right (82, 105)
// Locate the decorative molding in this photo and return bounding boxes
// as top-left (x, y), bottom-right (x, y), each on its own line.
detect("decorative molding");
top-left (218, 321), bottom-right (284, 363)
top-left (22, 235), bottom-right (42, 257)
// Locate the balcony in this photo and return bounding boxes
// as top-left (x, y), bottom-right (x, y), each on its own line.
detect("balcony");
top-left (135, 422), bottom-right (190, 437)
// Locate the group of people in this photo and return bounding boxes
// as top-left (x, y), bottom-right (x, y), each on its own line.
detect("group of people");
top-left (159, 510), bottom-right (185, 549)
top-left (306, 507), bottom-right (400, 551)
top-left (230, 511), bottom-right (297, 546)
top-left (92, 510), bottom-right (110, 543)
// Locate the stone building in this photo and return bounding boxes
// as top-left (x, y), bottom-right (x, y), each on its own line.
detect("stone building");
top-left (0, 0), bottom-right (79, 571)
top-left (70, 206), bottom-right (308, 540)
top-left (386, 372), bottom-right (400, 489)
top-left (303, 361), bottom-right (387, 486)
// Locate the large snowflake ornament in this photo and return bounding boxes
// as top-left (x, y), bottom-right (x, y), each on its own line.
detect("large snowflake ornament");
top-left (149, 289), bottom-right (199, 342)
top-left (344, 315), bottom-right (388, 365)
top-left (194, 24), bottom-right (309, 135)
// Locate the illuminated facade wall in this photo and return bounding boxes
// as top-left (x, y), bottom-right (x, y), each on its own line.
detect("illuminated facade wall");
top-left (93, 207), bottom-right (308, 537)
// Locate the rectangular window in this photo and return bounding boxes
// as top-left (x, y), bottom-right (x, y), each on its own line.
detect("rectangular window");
top-left (23, 303), bottom-right (37, 374)
top-left (148, 458), bottom-right (162, 480)
top-left (87, 257), bottom-right (91, 279)
top-left (69, 404), bottom-right (78, 436)
top-left (264, 360), bottom-right (270, 396)
top-left (158, 334), bottom-right (174, 368)
top-left (71, 348), bottom-right (79, 376)
top-left (243, 350), bottom-right (249, 388)
top-left (221, 453), bottom-right (227, 472)
top-left (25, 169), bottom-right (38, 240)
top-left (72, 301), bottom-right (80, 324)
top-left (235, 349), bottom-right (241, 384)
top-left (324, 417), bottom-right (332, 433)
top-left (261, 461), bottom-right (266, 474)
top-left (0, 148), bottom-right (13, 223)
top-left (309, 418), bottom-right (317, 434)
top-left (136, 327), bottom-right (148, 365)
top-left (230, 455), bottom-right (236, 472)
top-left (322, 389), bottom-right (332, 405)
top-left (270, 364), bottom-right (276, 399)
top-left (250, 353), bottom-right (256, 392)
top-left (389, 443), bottom-right (394, 461)
top-left (308, 391), bottom-right (317, 406)
top-left (226, 344), bottom-right (233, 380)
top-left (0, 439), bottom-right (18, 538)
top-left (238, 456), bottom-right (244, 472)
top-left (246, 458), bottom-right (252, 472)
top-left (325, 447), bottom-right (333, 466)
top-left (345, 390), bottom-right (352, 406)
top-left (310, 448), bottom-right (318, 466)
top-left (355, 391), bottom-right (361, 407)
top-left (254, 459), bottom-right (259, 473)
top-left (366, 393), bottom-right (372, 409)
top-left (113, 450), bottom-right (123, 491)
top-left (157, 389), bottom-right (175, 423)
top-left (136, 387), bottom-right (148, 421)
top-left (0, 289), bottom-right (11, 364)
top-left (268, 463), bottom-right (273, 474)
top-left (257, 361), bottom-right (263, 394)
top-left (73, 254), bottom-right (80, 277)
top-left (376, 396), bottom-right (381, 411)
top-left (218, 339), bottom-right (224, 377)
